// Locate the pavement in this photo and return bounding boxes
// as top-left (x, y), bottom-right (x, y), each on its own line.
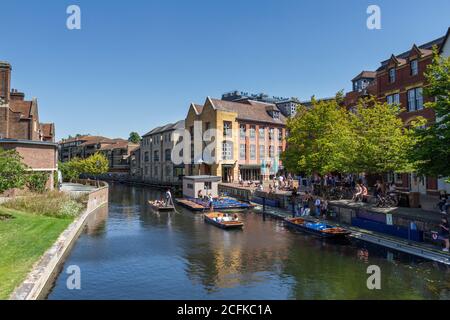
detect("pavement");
top-left (329, 199), bottom-right (444, 224)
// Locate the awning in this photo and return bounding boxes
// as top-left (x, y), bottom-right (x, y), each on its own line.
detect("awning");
top-left (239, 165), bottom-right (262, 169)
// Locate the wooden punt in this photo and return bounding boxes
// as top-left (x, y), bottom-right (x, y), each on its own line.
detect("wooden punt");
top-left (204, 212), bottom-right (244, 230)
top-left (148, 200), bottom-right (175, 212)
top-left (284, 217), bottom-right (351, 239)
top-left (175, 199), bottom-right (207, 211)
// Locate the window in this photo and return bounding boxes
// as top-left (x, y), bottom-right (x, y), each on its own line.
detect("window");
top-left (249, 126), bottom-right (256, 140)
top-left (154, 150), bottom-right (159, 162)
top-left (269, 145), bottom-right (274, 158)
top-left (144, 151), bottom-right (149, 162)
top-left (154, 165), bottom-right (158, 176)
top-left (278, 146), bottom-right (283, 157)
top-left (273, 111), bottom-right (280, 120)
top-left (386, 93), bottom-right (400, 105)
top-left (410, 59), bottom-right (418, 76)
top-left (278, 128), bottom-right (282, 142)
top-left (222, 141), bottom-right (233, 160)
top-left (223, 121), bottom-right (232, 137)
top-left (239, 144), bottom-right (246, 160)
top-left (204, 122), bottom-right (210, 139)
top-left (407, 88), bottom-right (423, 111)
top-left (204, 181), bottom-right (212, 189)
top-left (389, 68), bottom-right (396, 83)
top-left (187, 183), bottom-right (194, 189)
top-left (165, 149), bottom-right (171, 161)
top-left (240, 124), bottom-right (246, 140)
top-left (259, 145), bottom-right (265, 160)
top-left (250, 145), bottom-right (256, 160)
top-left (259, 127), bottom-right (265, 141)
top-left (269, 128), bottom-right (274, 140)
top-left (144, 166), bottom-right (148, 175)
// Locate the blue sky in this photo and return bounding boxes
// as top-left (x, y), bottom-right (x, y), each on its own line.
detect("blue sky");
top-left (1, 0), bottom-right (449, 140)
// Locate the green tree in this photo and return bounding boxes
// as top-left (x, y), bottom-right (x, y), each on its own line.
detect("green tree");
top-left (59, 158), bottom-right (84, 181)
top-left (349, 98), bottom-right (417, 177)
top-left (128, 132), bottom-right (141, 144)
top-left (81, 152), bottom-right (109, 176)
top-left (282, 96), bottom-right (356, 175)
top-left (0, 148), bottom-right (28, 193)
top-left (411, 49), bottom-right (450, 181)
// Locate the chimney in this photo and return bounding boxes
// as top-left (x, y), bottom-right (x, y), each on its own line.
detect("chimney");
top-left (0, 61), bottom-right (11, 103)
top-left (10, 88), bottom-right (25, 101)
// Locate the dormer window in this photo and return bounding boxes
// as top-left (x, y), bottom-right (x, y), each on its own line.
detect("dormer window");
top-left (410, 59), bottom-right (418, 76)
top-left (272, 111), bottom-right (280, 120)
top-left (389, 68), bottom-right (396, 83)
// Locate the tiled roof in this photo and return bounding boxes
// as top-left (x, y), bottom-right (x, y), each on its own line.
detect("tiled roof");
top-left (142, 120), bottom-right (185, 137)
top-left (352, 71), bottom-right (376, 81)
top-left (40, 123), bottom-right (54, 137)
top-left (193, 104), bottom-right (203, 115)
top-left (99, 140), bottom-right (139, 151)
top-left (209, 98), bottom-right (286, 125)
top-left (378, 35), bottom-right (445, 70)
top-left (9, 100), bottom-right (33, 118)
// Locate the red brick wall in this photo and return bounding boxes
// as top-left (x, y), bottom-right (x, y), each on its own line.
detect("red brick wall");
top-left (0, 142), bottom-right (57, 170)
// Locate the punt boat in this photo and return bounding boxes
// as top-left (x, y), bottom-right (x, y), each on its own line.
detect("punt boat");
top-left (284, 217), bottom-right (351, 239)
top-left (204, 212), bottom-right (244, 230)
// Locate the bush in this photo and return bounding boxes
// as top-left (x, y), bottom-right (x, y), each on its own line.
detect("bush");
top-left (26, 172), bottom-right (49, 193)
top-left (2, 191), bottom-right (86, 218)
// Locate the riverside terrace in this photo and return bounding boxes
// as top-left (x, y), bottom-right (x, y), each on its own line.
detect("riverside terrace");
top-left (217, 182), bottom-right (449, 252)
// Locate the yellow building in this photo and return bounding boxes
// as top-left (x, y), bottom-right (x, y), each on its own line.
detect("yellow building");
top-left (184, 97), bottom-right (286, 182)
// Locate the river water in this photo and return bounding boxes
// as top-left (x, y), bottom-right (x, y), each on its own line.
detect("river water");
top-left (47, 184), bottom-right (450, 300)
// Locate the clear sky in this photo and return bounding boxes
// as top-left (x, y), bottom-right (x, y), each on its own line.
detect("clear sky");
top-left (1, 0), bottom-right (449, 140)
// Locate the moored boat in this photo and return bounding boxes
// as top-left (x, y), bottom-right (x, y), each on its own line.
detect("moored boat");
top-left (284, 217), bottom-right (351, 239)
top-left (148, 200), bottom-right (175, 212)
top-left (204, 212), bottom-right (244, 230)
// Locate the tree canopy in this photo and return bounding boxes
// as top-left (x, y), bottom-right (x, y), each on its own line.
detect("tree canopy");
top-left (282, 96), bottom-right (417, 177)
top-left (411, 49), bottom-right (450, 181)
top-left (0, 148), bottom-right (28, 193)
top-left (128, 132), bottom-right (142, 144)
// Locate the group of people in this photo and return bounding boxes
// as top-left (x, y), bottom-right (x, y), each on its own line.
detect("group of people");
top-left (352, 179), bottom-right (397, 204)
top-left (291, 189), bottom-right (329, 219)
top-left (214, 213), bottom-right (239, 223)
top-left (197, 190), bottom-right (215, 211)
top-left (265, 174), bottom-right (295, 194)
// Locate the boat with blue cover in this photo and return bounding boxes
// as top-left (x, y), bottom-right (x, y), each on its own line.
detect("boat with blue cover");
top-left (284, 217), bottom-right (351, 239)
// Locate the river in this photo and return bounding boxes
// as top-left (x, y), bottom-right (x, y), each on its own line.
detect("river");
top-left (47, 184), bottom-right (450, 300)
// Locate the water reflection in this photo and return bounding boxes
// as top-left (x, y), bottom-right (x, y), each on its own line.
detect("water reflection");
top-left (47, 184), bottom-right (450, 300)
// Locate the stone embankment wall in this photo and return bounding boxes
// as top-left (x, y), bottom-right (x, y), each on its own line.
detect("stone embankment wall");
top-left (9, 181), bottom-right (109, 300)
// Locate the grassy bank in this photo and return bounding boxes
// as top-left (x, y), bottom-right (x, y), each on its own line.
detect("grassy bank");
top-left (0, 192), bottom-right (84, 299)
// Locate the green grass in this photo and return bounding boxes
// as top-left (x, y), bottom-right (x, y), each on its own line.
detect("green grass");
top-left (0, 207), bottom-right (73, 299)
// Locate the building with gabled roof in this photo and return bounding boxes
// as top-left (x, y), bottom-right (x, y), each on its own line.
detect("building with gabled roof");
top-left (0, 61), bottom-right (58, 193)
top-left (140, 120), bottom-right (185, 185)
top-left (184, 97), bottom-right (286, 182)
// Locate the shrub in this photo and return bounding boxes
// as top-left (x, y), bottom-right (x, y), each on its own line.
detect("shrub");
top-left (0, 148), bottom-right (28, 194)
top-left (26, 172), bottom-right (49, 193)
top-left (2, 191), bottom-right (85, 218)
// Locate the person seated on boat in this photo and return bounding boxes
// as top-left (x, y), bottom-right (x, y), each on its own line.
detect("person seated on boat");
top-left (233, 214), bottom-right (239, 221)
top-left (198, 189), bottom-right (203, 199)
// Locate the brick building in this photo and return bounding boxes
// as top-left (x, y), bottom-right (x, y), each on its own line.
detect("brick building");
top-left (59, 135), bottom-right (138, 175)
top-left (98, 140), bottom-right (139, 174)
top-left (184, 97), bottom-right (286, 182)
top-left (375, 35), bottom-right (445, 195)
top-left (343, 32), bottom-right (448, 195)
top-left (0, 61), bottom-right (57, 191)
